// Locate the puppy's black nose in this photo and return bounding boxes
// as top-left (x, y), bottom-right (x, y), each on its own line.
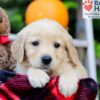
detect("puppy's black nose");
top-left (41, 55), bottom-right (52, 65)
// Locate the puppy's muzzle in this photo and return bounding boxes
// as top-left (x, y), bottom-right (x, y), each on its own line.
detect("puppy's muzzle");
top-left (41, 55), bottom-right (52, 65)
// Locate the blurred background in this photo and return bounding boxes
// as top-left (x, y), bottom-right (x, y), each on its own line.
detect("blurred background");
top-left (0, 0), bottom-right (100, 98)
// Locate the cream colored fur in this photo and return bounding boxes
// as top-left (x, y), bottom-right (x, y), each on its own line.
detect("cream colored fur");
top-left (11, 19), bottom-right (88, 97)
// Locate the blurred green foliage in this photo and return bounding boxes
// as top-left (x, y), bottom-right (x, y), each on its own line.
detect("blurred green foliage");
top-left (94, 19), bottom-right (100, 58)
top-left (9, 8), bottom-right (24, 32)
top-left (95, 41), bottom-right (100, 58)
top-left (0, 0), bottom-right (30, 33)
top-left (64, 1), bottom-right (78, 38)
top-left (93, 19), bottom-right (100, 42)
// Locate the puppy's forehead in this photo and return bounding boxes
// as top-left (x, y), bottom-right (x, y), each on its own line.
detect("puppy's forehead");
top-left (29, 29), bottom-right (61, 37)
top-left (20, 19), bottom-right (70, 41)
top-left (26, 32), bottom-right (63, 44)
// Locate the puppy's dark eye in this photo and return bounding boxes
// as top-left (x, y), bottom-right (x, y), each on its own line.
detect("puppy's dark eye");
top-left (32, 41), bottom-right (39, 46)
top-left (54, 43), bottom-right (60, 48)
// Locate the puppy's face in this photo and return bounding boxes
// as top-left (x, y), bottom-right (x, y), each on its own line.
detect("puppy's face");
top-left (11, 19), bottom-right (80, 73)
top-left (25, 32), bottom-right (69, 72)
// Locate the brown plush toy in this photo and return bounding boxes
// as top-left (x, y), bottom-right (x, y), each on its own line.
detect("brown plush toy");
top-left (0, 7), bottom-right (16, 70)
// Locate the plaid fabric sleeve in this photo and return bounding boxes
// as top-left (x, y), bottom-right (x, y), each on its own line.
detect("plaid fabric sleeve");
top-left (0, 70), bottom-right (98, 100)
top-left (74, 78), bottom-right (98, 100)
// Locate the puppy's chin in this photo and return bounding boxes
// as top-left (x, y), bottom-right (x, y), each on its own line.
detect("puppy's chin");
top-left (30, 62), bottom-right (54, 75)
top-left (40, 66), bottom-right (51, 73)
top-left (42, 68), bottom-right (49, 73)
top-left (40, 67), bottom-right (55, 76)
top-left (37, 66), bottom-right (52, 75)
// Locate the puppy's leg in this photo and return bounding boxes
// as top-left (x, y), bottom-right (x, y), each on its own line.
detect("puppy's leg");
top-left (27, 67), bottom-right (50, 88)
top-left (58, 65), bottom-right (79, 97)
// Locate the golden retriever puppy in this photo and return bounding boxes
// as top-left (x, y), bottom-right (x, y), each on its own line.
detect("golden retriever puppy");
top-left (11, 19), bottom-right (88, 97)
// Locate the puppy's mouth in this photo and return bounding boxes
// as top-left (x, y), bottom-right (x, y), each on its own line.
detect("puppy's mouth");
top-left (41, 65), bottom-right (50, 69)
top-left (40, 64), bottom-right (51, 71)
top-left (35, 64), bottom-right (52, 74)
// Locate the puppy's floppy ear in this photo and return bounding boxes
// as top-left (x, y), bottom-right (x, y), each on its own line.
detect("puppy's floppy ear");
top-left (11, 32), bottom-right (27, 63)
top-left (64, 32), bottom-right (80, 66)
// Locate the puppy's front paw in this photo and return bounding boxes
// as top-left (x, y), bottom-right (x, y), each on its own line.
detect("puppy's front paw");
top-left (27, 68), bottom-right (50, 88)
top-left (58, 74), bottom-right (78, 97)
